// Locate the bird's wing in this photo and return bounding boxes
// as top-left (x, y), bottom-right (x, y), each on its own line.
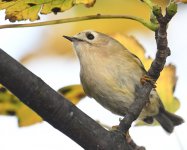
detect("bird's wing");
top-left (130, 52), bottom-right (147, 73)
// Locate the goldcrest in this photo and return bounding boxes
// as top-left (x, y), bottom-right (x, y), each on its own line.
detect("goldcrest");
top-left (63, 30), bottom-right (184, 133)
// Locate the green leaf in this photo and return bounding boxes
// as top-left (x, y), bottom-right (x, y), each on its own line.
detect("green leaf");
top-left (0, 0), bottom-right (96, 22)
top-left (167, 2), bottom-right (177, 17)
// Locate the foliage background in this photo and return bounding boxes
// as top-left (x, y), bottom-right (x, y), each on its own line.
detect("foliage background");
top-left (0, 0), bottom-right (187, 150)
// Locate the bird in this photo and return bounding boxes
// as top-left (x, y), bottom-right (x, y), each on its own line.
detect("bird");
top-left (63, 30), bottom-right (184, 133)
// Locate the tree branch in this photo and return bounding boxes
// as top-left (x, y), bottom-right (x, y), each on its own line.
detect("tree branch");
top-left (0, 49), bottom-right (133, 150)
top-left (0, 14), bottom-right (158, 31)
top-left (119, 2), bottom-right (177, 132)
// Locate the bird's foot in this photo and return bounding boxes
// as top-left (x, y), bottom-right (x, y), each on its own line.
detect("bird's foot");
top-left (145, 100), bottom-right (151, 107)
top-left (140, 75), bottom-right (156, 88)
top-left (111, 127), bottom-right (130, 142)
top-left (111, 125), bottom-right (119, 131)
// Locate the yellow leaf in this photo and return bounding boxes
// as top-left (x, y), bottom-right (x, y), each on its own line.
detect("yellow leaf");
top-left (0, 84), bottom-right (86, 127)
top-left (0, 86), bottom-right (19, 116)
top-left (17, 103), bottom-right (43, 127)
top-left (58, 84), bottom-right (86, 104)
top-left (0, 84), bottom-right (42, 127)
top-left (157, 65), bottom-right (180, 112)
top-left (75, 0), bottom-right (96, 7)
top-left (0, 0), bottom-right (96, 22)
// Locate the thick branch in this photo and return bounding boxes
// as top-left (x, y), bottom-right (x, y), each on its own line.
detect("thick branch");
top-left (0, 14), bottom-right (158, 31)
top-left (119, 3), bottom-right (177, 132)
top-left (0, 49), bottom-right (132, 150)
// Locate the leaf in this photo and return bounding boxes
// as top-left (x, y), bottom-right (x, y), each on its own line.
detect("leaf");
top-left (112, 34), bottom-right (180, 126)
top-left (0, 84), bottom-right (42, 127)
top-left (16, 103), bottom-right (43, 127)
top-left (157, 65), bottom-right (179, 112)
top-left (0, 0), bottom-right (96, 22)
top-left (0, 84), bottom-right (86, 127)
top-left (58, 84), bottom-right (86, 104)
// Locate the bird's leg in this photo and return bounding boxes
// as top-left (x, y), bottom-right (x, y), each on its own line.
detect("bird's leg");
top-left (145, 100), bottom-right (151, 107)
top-left (111, 125), bottom-right (119, 130)
top-left (111, 118), bottom-right (122, 131)
top-left (140, 75), bottom-right (156, 88)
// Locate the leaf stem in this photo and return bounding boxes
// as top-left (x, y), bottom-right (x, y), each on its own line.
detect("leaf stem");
top-left (0, 14), bottom-right (158, 31)
top-left (140, 0), bottom-right (154, 9)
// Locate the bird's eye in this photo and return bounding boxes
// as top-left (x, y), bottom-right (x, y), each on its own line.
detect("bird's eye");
top-left (86, 32), bottom-right (94, 40)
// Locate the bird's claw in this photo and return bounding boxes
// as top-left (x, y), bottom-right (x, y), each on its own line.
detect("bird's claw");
top-left (111, 125), bottom-right (127, 138)
top-left (140, 75), bottom-right (156, 88)
top-left (111, 125), bottom-right (119, 131)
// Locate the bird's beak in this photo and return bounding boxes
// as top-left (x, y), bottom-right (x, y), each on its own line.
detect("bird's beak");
top-left (63, 35), bottom-right (83, 42)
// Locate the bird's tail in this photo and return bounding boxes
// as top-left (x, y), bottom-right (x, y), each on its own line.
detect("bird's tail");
top-left (155, 108), bottom-right (184, 133)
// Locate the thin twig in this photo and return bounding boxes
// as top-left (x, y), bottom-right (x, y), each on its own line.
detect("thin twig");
top-left (0, 14), bottom-right (158, 31)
